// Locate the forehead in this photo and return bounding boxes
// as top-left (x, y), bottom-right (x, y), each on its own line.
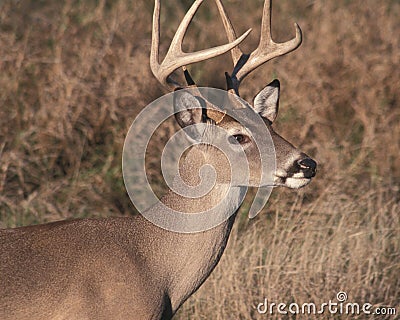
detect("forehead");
top-left (205, 102), bottom-right (270, 128)
top-left (203, 94), bottom-right (252, 122)
top-left (187, 88), bottom-right (270, 129)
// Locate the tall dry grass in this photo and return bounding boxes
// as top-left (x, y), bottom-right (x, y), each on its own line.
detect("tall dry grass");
top-left (0, 0), bottom-right (399, 319)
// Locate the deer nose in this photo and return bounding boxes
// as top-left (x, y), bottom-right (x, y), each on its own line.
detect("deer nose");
top-left (297, 157), bottom-right (317, 178)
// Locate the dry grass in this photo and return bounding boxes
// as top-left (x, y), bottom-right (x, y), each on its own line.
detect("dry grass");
top-left (0, 0), bottom-right (399, 318)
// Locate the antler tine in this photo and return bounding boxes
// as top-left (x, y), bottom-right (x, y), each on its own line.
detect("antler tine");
top-left (150, 0), bottom-right (163, 84)
top-left (215, 0), bottom-right (302, 92)
top-left (214, 0), bottom-right (242, 67)
top-left (236, 0), bottom-right (302, 82)
top-left (150, 0), bottom-right (252, 91)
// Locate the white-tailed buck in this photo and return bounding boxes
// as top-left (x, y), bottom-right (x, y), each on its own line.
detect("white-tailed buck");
top-left (0, 0), bottom-right (316, 319)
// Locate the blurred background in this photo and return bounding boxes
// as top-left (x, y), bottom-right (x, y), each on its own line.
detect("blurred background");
top-left (0, 0), bottom-right (399, 318)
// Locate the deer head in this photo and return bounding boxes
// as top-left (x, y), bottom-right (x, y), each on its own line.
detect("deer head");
top-left (149, 0), bottom-right (317, 191)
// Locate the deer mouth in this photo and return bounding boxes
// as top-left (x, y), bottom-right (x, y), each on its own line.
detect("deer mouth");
top-left (273, 157), bottom-right (317, 189)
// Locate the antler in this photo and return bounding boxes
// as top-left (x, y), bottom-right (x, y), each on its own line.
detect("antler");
top-left (150, 0), bottom-right (252, 91)
top-left (214, 0), bottom-right (302, 93)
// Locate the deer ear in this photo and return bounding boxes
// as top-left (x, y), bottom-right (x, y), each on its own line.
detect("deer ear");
top-left (174, 90), bottom-right (206, 141)
top-left (253, 79), bottom-right (280, 123)
top-left (174, 90), bottom-right (204, 128)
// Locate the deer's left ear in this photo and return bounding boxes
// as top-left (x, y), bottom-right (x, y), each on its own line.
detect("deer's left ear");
top-left (253, 79), bottom-right (280, 123)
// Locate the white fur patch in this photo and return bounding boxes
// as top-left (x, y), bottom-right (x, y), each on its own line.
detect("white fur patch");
top-left (284, 177), bottom-right (311, 189)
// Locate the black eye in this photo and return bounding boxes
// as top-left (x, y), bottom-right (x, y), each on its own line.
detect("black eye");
top-left (231, 134), bottom-right (249, 144)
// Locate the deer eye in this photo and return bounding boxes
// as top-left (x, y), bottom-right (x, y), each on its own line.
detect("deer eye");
top-left (230, 134), bottom-right (249, 145)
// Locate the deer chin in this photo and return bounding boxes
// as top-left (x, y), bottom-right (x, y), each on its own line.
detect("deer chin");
top-left (273, 175), bottom-right (312, 189)
top-left (285, 177), bottom-right (312, 189)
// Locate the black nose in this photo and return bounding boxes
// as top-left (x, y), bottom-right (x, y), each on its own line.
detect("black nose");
top-left (297, 158), bottom-right (317, 178)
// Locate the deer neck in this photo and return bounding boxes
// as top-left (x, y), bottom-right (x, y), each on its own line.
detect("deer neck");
top-left (145, 145), bottom-right (246, 310)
